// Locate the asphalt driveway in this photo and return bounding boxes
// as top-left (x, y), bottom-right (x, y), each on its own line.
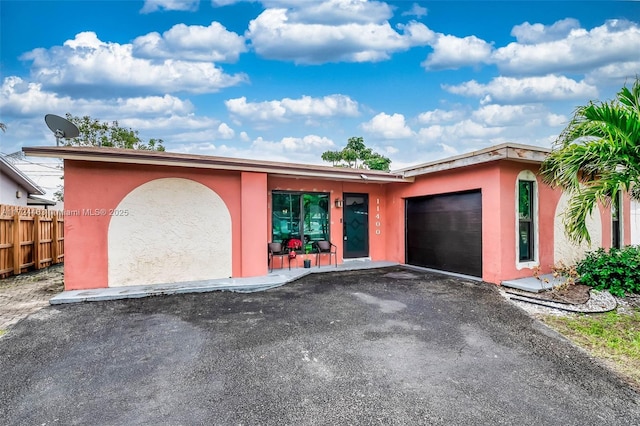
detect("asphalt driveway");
top-left (1, 266), bottom-right (639, 425)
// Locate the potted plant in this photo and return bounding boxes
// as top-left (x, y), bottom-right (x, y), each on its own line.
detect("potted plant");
top-left (287, 238), bottom-right (303, 260)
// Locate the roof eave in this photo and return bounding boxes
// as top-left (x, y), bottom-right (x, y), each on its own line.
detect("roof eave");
top-left (22, 146), bottom-right (414, 184)
top-left (399, 144), bottom-right (550, 178)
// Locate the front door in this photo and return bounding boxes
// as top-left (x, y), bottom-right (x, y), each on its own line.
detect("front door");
top-left (343, 193), bottom-right (369, 258)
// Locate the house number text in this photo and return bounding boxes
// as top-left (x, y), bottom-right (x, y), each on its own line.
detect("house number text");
top-left (375, 198), bottom-right (381, 235)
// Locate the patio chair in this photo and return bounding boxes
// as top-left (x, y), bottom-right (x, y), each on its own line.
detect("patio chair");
top-left (313, 240), bottom-right (337, 268)
top-left (268, 242), bottom-right (290, 272)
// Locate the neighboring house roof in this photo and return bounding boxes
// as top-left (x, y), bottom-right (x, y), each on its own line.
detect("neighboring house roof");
top-left (0, 154), bottom-right (46, 195)
top-left (22, 146), bottom-right (413, 184)
top-left (395, 143), bottom-right (551, 177)
top-left (27, 194), bottom-right (57, 207)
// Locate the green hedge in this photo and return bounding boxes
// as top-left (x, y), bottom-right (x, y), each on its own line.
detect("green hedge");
top-left (576, 246), bottom-right (640, 297)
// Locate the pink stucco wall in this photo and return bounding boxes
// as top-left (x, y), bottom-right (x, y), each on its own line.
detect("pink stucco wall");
top-left (63, 160), bottom-right (249, 290)
top-left (386, 160), bottom-right (629, 284)
top-left (241, 172), bottom-right (268, 277)
top-left (63, 157), bottom-right (632, 290)
top-left (497, 162), bottom-right (558, 282)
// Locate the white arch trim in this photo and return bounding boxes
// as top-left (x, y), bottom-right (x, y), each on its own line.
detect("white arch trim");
top-left (108, 178), bottom-right (232, 287)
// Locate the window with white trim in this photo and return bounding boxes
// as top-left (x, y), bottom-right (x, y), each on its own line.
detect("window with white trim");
top-left (516, 171), bottom-right (538, 268)
top-left (518, 180), bottom-right (534, 261)
top-left (612, 191), bottom-right (621, 249)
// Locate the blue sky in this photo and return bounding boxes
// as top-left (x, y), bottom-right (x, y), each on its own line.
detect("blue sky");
top-left (1, 0), bottom-right (639, 175)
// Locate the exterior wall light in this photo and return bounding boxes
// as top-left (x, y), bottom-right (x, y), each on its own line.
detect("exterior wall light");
top-left (334, 198), bottom-right (343, 208)
top-left (16, 190), bottom-right (23, 199)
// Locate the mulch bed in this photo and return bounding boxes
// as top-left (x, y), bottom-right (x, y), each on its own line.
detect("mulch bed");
top-left (512, 284), bottom-right (592, 305)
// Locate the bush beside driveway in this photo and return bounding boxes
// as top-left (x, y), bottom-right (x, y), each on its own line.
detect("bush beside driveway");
top-left (1, 267), bottom-right (639, 425)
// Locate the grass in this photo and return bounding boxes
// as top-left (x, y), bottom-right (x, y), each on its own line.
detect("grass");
top-left (0, 329), bottom-right (5, 337)
top-left (542, 308), bottom-right (640, 390)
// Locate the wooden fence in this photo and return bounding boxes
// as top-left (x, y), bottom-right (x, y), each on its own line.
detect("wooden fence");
top-left (0, 204), bottom-right (64, 278)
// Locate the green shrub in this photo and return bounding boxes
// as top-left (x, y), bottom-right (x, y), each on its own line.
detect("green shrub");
top-left (576, 245), bottom-right (640, 297)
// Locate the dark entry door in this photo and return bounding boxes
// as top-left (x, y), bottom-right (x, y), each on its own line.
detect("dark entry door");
top-left (343, 193), bottom-right (369, 258)
top-left (406, 190), bottom-right (482, 277)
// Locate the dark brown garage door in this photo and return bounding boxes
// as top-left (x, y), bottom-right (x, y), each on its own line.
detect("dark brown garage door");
top-left (406, 190), bottom-right (482, 277)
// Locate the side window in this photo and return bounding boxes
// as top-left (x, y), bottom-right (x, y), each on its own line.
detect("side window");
top-left (516, 170), bottom-right (538, 268)
top-left (518, 180), bottom-right (534, 261)
top-left (612, 192), bottom-right (621, 249)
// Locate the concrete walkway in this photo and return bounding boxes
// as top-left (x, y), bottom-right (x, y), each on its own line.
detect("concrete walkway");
top-left (50, 261), bottom-right (399, 305)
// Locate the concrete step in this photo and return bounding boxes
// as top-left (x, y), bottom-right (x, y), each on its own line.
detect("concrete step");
top-left (501, 274), bottom-right (568, 293)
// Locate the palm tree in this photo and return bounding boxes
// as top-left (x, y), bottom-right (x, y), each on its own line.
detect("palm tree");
top-left (540, 77), bottom-right (640, 244)
top-left (0, 122), bottom-right (6, 132)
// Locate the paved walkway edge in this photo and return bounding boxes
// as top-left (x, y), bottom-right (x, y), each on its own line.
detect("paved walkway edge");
top-left (50, 261), bottom-right (399, 305)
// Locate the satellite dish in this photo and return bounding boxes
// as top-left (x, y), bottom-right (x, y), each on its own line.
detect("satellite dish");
top-left (45, 114), bottom-right (79, 146)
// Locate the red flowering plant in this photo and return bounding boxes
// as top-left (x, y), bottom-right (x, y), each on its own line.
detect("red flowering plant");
top-left (287, 238), bottom-right (303, 259)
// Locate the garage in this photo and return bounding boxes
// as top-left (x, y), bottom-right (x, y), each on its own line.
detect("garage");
top-left (406, 190), bottom-right (482, 277)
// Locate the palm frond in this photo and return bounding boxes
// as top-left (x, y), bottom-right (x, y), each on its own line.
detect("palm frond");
top-left (540, 77), bottom-right (640, 244)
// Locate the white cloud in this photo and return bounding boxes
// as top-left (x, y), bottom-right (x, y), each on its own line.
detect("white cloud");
top-left (448, 120), bottom-right (503, 138)
top-left (422, 34), bottom-right (493, 70)
top-left (471, 104), bottom-right (568, 128)
top-left (417, 120), bottom-right (504, 148)
top-left (0, 75), bottom-right (242, 154)
top-left (115, 95), bottom-right (194, 116)
top-left (546, 113), bottom-right (567, 127)
top-left (424, 19), bottom-right (640, 80)
top-left (510, 18), bottom-right (581, 44)
top-left (132, 21), bottom-right (247, 62)
top-left (171, 132), bottom-right (336, 164)
top-left (493, 19), bottom-right (640, 76)
top-left (281, 135), bottom-right (335, 151)
top-left (1, 81), bottom-right (252, 163)
top-left (225, 97), bottom-right (286, 122)
top-left (287, 0), bottom-right (393, 25)
top-left (175, 142), bottom-right (219, 154)
top-left (361, 112), bottom-right (413, 139)
top-left (21, 32), bottom-right (248, 96)
top-left (120, 115), bottom-right (218, 133)
top-left (246, 8), bottom-right (434, 64)
top-left (402, 3), bottom-right (427, 18)
top-left (417, 124), bottom-right (444, 141)
top-left (444, 75), bottom-right (598, 103)
top-left (140, 0), bottom-right (199, 13)
top-left (119, 117), bottom-right (242, 151)
top-left (1, 77), bottom-right (73, 117)
top-left (0, 76), bottom-right (195, 118)
top-left (251, 134), bottom-right (336, 153)
top-left (439, 143), bottom-right (459, 156)
top-left (586, 61), bottom-right (640, 85)
top-left (225, 94), bottom-right (359, 122)
top-left (412, 102), bottom-right (568, 158)
top-left (217, 122), bottom-right (235, 139)
top-left (417, 108), bottom-right (465, 124)
top-left (471, 104), bottom-right (531, 126)
top-left (281, 95), bottom-right (359, 116)
top-left (211, 0), bottom-right (240, 6)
